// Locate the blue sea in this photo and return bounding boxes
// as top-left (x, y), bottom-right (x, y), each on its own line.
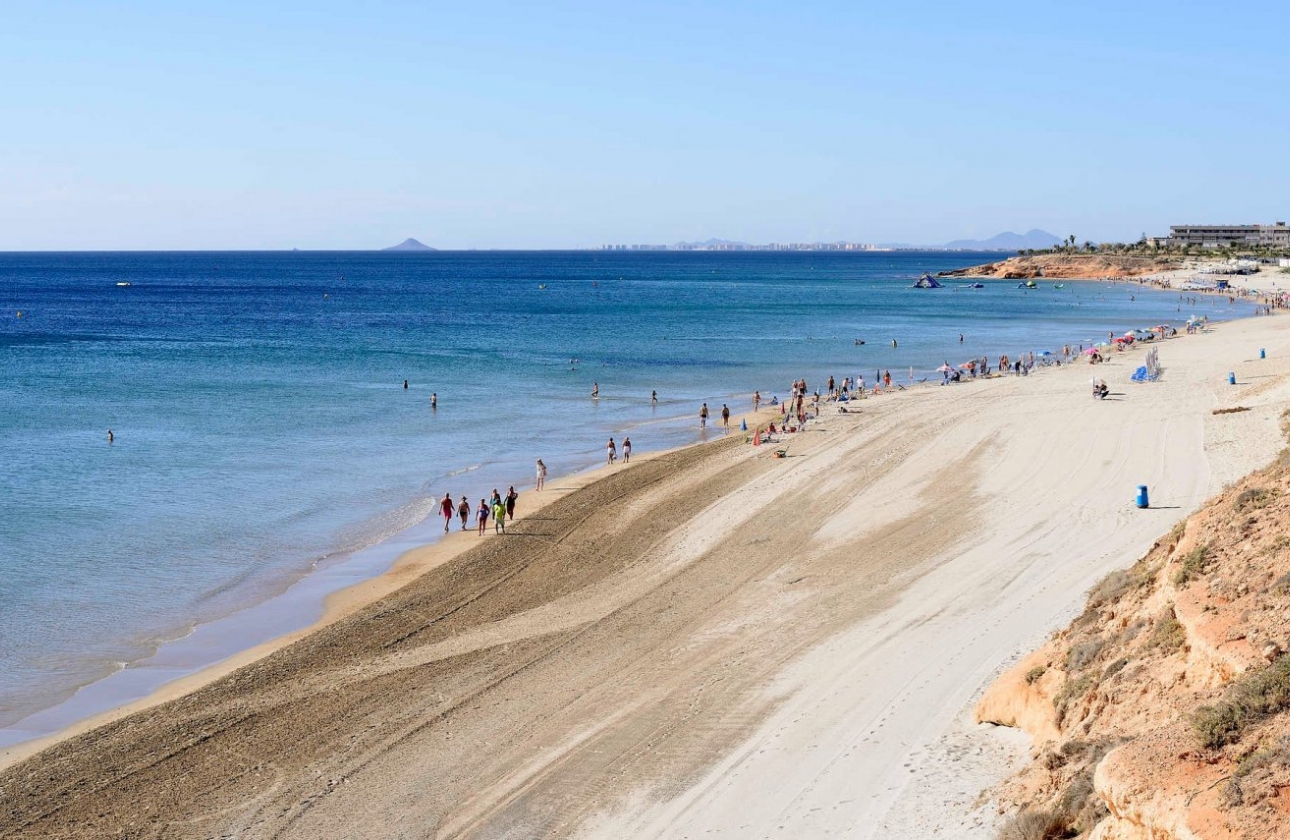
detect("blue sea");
top-left (0, 251), bottom-right (1248, 744)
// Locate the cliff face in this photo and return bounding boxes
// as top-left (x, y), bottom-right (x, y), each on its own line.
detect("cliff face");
top-left (980, 423), bottom-right (1290, 839)
top-left (940, 254), bottom-right (1180, 280)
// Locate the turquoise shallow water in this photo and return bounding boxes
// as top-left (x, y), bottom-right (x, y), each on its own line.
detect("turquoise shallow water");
top-left (0, 250), bottom-right (1249, 740)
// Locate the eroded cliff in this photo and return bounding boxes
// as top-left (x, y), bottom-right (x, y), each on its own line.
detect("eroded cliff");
top-left (982, 419), bottom-right (1290, 839)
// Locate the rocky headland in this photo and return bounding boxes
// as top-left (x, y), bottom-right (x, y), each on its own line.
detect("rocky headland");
top-left (940, 254), bottom-right (1181, 280)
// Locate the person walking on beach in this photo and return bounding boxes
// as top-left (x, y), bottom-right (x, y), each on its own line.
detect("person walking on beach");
top-left (721, 404), bottom-right (730, 429)
top-left (457, 495), bottom-right (470, 530)
top-left (607, 437), bottom-right (617, 465)
top-left (476, 499), bottom-right (490, 535)
top-left (753, 390), bottom-right (760, 411)
top-left (883, 370), bottom-right (891, 388)
top-left (493, 497), bottom-right (507, 533)
top-left (622, 436), bottom-right (631, 463)
top-left (440, 492), bottom-right (454, 533)
top-left (535, 458), bottom-right (547, 491)
top-left (700, 403), bottom-right (709, 427)
top-left (505, 486), bottom-right (518, 521)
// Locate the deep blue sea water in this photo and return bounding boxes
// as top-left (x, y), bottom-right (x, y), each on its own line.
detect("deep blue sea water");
top-left (0, 250), bottom-right (1249, 742)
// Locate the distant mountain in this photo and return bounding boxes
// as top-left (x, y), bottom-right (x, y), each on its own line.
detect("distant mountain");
top-left (941, 229), bottom-right (1062, 251)
top-left (382, 238), bottom-right (437, 252)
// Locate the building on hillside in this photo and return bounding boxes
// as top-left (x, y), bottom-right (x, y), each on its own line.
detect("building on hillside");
top-left (1167, 223), bottom-right (1290, 248)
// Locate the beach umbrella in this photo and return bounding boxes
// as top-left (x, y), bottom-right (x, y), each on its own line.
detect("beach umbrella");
top-left (958, 362), bottom-right (973, 369)
top-left (1083, 347), bottom-right (1099, 355)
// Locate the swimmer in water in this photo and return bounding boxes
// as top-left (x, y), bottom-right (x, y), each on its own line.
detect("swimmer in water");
top-left (107, 429), bottom-right (114, 443)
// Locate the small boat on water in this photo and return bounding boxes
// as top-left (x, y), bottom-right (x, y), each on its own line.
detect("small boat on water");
top-left (1053, 283), bottom-right (1065, 289)
top-left (960, 282), bottom-right (984, 289)
top-left (912, 272), bottom-right (944, 289)
top-left (1016, 280), bottom-right (1038, 289)
top-left (115, 282), bottom-right (132, 287)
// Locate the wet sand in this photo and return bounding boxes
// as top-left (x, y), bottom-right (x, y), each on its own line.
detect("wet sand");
top-left (4, 312), bottom-right (1290, 839)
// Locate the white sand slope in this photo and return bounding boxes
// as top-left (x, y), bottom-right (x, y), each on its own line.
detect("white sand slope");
top-left (582, 314), bottom-right (1290, 839)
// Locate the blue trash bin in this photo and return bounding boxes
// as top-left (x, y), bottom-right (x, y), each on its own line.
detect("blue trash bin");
top-left (1136, 485), bottom-right (1149, 509)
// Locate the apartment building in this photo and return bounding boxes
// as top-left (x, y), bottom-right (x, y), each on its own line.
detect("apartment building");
top-left (1168, 223), bottom-right (1290, 248)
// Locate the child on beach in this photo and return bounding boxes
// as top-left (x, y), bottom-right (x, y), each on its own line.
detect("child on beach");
top-left (493, 498), bottom-right (507, 533)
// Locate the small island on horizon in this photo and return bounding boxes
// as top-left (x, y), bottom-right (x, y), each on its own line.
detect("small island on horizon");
top-left (382, 238), bottom-right (437, 252)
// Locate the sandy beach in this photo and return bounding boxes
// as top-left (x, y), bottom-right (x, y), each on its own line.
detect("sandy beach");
top-left (5, 296), bottom-right (1290, 838)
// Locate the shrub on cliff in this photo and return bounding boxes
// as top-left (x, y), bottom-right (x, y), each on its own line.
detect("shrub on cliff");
top-left (1173, 544), bottom-right (1211, 587)
top-left (1193, 655), bottom-right (1290, 749)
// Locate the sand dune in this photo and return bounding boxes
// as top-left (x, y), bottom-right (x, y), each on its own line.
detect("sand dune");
top-left (3, 314), bottom-right (1289, 839)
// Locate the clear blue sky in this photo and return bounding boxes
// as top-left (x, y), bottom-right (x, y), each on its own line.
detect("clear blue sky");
top-left (2, 1), bottom-right (1287, 249)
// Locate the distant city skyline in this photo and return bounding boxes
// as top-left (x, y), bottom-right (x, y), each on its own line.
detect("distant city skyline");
top-left (2, 2), bottom-right (1287, 251)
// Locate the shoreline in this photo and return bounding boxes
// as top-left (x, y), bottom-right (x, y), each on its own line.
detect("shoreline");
top-left (0, 278), bottom-right (1260, 770)
top-left (2, 300), bottom-right (1290, 836)
top-left (0, 423), bottom-right (707, 770)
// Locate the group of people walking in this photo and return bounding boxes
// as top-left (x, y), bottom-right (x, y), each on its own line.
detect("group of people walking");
top-left (606, 436), bottom-right (631, 464)
top-left (438, 486), bottom-right (520, 536)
